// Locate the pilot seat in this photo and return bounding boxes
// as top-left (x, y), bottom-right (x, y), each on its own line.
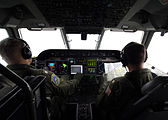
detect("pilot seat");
top-left (120, 76), bottom-right (168, 120)
top-left (0, 64), bottom-right (49, 120)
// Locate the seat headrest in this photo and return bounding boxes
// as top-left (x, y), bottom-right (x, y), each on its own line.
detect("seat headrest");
top-left (141, 76), bottom-right (168, 95)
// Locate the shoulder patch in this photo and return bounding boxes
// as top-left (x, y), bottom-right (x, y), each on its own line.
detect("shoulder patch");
top-left (51, 74), bottom-right (60, 86)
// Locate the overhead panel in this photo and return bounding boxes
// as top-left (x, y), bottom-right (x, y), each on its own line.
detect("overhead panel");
top-left (33, 0), bottom-right (137, 30)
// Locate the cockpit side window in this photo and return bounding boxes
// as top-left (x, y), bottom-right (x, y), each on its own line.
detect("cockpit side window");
top-left (145, 32), bottom-right (168, 75)
top-left (0, 28), bottom-right (8, 66)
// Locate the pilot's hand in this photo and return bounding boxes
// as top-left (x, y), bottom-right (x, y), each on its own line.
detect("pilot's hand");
top-left (74, 73), bottom-right (84, 81)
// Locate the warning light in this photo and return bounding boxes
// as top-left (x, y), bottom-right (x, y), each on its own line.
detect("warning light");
top-left (69, 59), bottom-right (74, 64)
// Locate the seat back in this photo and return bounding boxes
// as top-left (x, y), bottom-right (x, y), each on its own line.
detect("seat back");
top-left (0, 75), bottom-right (48, 120)
top-left (25, 75), bottom-right (49, 120)
top-left (0, 84), bottom-right (27, 120)
top-left (120, 76), bottom-right (168, 120)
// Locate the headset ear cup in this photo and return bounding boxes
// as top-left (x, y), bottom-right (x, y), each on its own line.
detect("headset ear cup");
top-left (21, 46), bottom-right (32, 59)
top-left (121, 59), bottom-right (127, 67)
top-left (121, 51), bottom-right (128, 67)
top-left (144, 50), bottom-right (148, 62)
top-left (19, 39), bottom-right (32, 60)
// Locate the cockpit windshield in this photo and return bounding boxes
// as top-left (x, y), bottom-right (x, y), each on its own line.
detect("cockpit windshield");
top-left (20, 28), bottom-right (67, 57)
top-left (19, 29), bottom-right (144, 57)
top-left (99, 30), bottom-right (144, 50)
top-left (67, 34), bottom-right (99, 49)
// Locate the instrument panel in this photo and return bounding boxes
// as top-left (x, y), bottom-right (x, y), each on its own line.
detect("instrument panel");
top-left (35, 49), bottom-right (121, 75)
top-left (37, 58), bottom-right (105, 75)
top-left (33, 49), bottom-right (122, 119)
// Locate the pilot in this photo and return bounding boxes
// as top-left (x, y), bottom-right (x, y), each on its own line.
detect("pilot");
top-left (96, 42), bottom-right (154, 120)
top-left (0, 37), bottom-right (83, 120)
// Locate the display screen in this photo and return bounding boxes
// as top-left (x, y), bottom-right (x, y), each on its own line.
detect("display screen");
top-left (88, 60), bottom-right (96, 66)
top-left (48, 63), bottom-right (55, 67)
top-left (88, 68), bottom-right (96, 74)
top-left (71, 65), bottom-right (83, 74)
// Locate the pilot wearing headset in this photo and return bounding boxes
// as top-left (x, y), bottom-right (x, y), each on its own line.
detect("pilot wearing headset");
top-left (0, 37), bottom-right (83, 120)
top-left (96, 42), bottom-right (154, 120)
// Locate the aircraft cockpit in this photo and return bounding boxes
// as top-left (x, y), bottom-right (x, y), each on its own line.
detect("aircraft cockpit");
top-left (34, 49), bottom-right (121, 120)
top-left (1, 0), bottom-right (168, 120)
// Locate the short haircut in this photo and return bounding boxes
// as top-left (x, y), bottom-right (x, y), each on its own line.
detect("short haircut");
top-left (122, 42), bottom-right (146, 66)
top-left (0, 38), bottom-right (25, 64)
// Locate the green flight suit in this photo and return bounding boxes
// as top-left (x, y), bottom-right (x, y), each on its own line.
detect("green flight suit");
top-left (4, 64), bottom-right (80, 120)
top-left (96, 68), bottom-right (153, 120)
top-left (7, 64), bottom-right (79, 97)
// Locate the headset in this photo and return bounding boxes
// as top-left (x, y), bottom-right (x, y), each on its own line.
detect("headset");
top-left (121, 42), bottom-right (148, 67)
top-left (3, 38), bottom-right (32, 60)
top-left (20, 39), bottom-right (32, 59)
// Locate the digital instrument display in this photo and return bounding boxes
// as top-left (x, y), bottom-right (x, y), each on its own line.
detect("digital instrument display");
top-left (71, 65), bottom-right (83, 74)
top-left (88, 60), bottom-right (96, 66)
top-left (47, 62), bottom-right (56, 72)
top-left (87, 60), bottom-right (97, 74)
top-left (88, 68), bottom-right (96, 74)
top-left (59, 63), bottom-right (68, 74)
top-left (48, 63), bottom-right (55, 67)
